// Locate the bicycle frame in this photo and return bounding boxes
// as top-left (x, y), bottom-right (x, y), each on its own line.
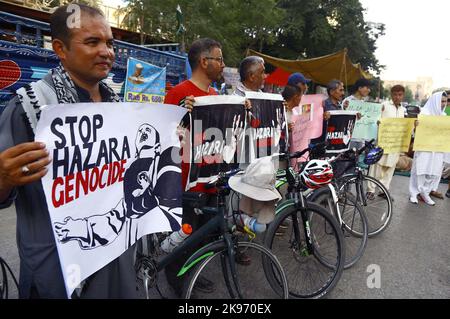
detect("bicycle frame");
top-left (276, 163), bottom-right (318, 256)
top-left (137, 173), bottom-right (251, 298)
top-left (339, 168), bottom-right (367, 207)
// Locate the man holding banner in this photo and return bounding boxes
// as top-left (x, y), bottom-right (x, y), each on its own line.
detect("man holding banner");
top-left (164, 38), bottom-right (225, 296)
top-left (233, 56), bottom-right (266, 97)
top-left (288, 72), bottom-right (311, 96)
top-left (0, 4), bottom-right (137, 298)
top-left (324, 80), bottom-right (347, 113)
top-left (409, 92), bottom-right (448, 205)
top-left (343, 78), bottom-right (372, 104)
top-left (367, 85), bottom-right (407, 200)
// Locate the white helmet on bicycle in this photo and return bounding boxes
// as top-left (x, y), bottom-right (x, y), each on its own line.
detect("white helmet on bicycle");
top-left (300, 160), bottom-right (334, 189)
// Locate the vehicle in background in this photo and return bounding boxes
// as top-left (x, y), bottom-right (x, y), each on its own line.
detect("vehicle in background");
top-left (405, 105), bottom-right (421, 118)
top-left (0, 12), bottom-right (189, 115)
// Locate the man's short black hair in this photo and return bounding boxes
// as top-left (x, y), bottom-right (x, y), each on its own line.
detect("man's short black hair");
top-left (239, 56), bottom-right (264, 82)
top-left (188, 38), bottom-right (222, 71)
top-left (390, 85), bottom-right (405, 94)
top-left (282, 85), bottom-right (301, 101)
top-left (50, 4), bottom-right (105, 47)
top-left (354, 78), bottom-right (371, 90)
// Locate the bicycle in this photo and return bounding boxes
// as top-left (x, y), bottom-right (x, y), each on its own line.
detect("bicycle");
top-left (263, 145), bottom-right (345, 299)
top-left (306, 180), bottom-right (368, 269)
top-left (331, 140), bottom-right (393, 237)
top-left (0, 256), bottom-right (19, 299)
top-left (275, 144), bottom-right (368, 269)
top-left (135, 169), bottom-right (289, 299)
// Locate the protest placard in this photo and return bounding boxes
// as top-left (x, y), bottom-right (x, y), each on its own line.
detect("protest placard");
top-left (348, 100), bottom-right (382, 140)
top-left (414, 115), bottom-right (450, 152)
top-left (246, 91), bottom-right (288, 162)
top-left (378, 118), bottom-right (415, 154)
top-left (326, 111), bottom-right (358, 153)
top-left (35, 102), bottom-right (186, 297)
top-left (188, 95), bottom-right (246, 190)
top-left (290, 95), bottom-right (325, 164)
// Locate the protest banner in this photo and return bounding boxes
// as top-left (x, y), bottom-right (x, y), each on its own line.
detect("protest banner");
top-left (290, 94), bottom-right (325, 164)
top-left (326, 111), bottom-right (358, 153)
top-left (348, 100), bottom-right (382, 140)
top-left (290, 111), bottom-right (311, 164)
top-left (124, 57), bottom-right (166, 103)
top-left (35, 102), bottom-right (187, 297)
top-left (187, 95), bottom-right (246, 190)
top-left (299, 94), bottom-right (326, 138)
top-left (245, 91), bottom-right (288, 162)
top-left (414, 115), bottom-right (450, 152)
top-left (378, 118), bottom-right (415, 154)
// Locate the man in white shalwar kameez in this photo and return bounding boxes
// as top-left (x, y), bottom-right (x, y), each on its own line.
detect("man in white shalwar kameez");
top-left (367, 85), bottom-right (406, 200)
top-left (409, 91), bottom-right (448, 206)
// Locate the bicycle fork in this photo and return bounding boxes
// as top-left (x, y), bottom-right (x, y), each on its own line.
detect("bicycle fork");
top-left (219, 233), bottom-right (243, 299)
top-left (356, 170), bottom-right (368, 207)
top-left (293, 193), bottom-right (314, 256)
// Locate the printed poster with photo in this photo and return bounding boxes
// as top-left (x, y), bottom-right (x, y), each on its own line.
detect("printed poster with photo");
top-left (290, 94), bottom-right (325, 163)
top-left (124, 57), bottom-right (167, 104)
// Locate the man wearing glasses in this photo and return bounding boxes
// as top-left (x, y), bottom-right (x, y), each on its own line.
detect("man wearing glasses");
top-left (165, 38), bottom-right (224, 114)
top-left (164, 38), bottom-right (225, 297)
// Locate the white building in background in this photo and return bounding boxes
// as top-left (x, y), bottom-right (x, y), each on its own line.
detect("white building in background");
top-left (98, 2), bottom-right (125, 28)
top-left (384, 77), bottom-right (433, 102)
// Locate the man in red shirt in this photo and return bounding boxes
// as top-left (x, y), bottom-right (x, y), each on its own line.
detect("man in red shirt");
top-left (165, 38), bottom-right (224, 192)
top-left (164, 38), bottom-right (225, 297)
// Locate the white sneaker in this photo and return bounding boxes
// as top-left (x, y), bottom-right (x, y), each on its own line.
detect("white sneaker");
top-left (420, 193), bottom-right (435, 206)
top-left (409, 196), bottom-right (418, 204)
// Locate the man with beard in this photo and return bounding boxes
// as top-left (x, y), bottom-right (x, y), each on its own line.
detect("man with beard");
top-left (164, 38), bottom-right (225, 297)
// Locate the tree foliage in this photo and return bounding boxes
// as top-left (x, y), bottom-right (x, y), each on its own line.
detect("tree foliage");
top-left (23, 0), bottom-right (102, 11)
top-left (119, 0), bottom-right (384, 72)
top-left (404, 86), bottom-right (414, 104)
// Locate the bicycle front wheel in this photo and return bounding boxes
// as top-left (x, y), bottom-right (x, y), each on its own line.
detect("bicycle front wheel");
top-left (309, 188), bottom-right (368, 269)
top-left (184, 241), bottom-right (289, 299)
top-left (339, 174), bottom-right (393, 237)
top-left (264, 201), bottom-right (345, 299)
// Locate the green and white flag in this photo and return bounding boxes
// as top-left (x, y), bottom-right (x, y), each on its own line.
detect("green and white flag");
top-left (176, 5), bottom-right (186, 35)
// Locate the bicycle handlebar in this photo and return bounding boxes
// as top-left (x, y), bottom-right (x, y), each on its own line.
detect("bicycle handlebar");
top-left (357, 139), bottom-right (376, 155)
top-left (279, 141), bottom-right (328, 161)
top-left (204, 168), bottom-right (243, 190)
top-left (330, 139), bottom-right (376, 163)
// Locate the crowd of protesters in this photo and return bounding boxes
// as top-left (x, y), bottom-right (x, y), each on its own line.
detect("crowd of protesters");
top-left (0, 3), bottom-right (449, 299)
